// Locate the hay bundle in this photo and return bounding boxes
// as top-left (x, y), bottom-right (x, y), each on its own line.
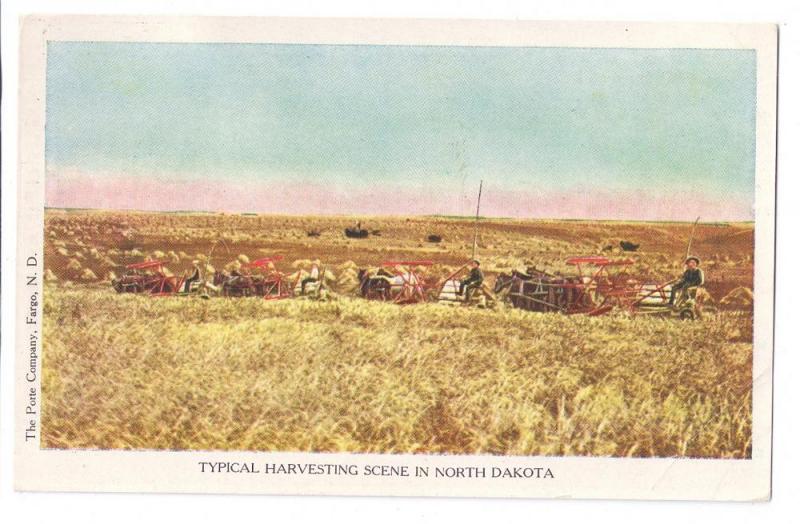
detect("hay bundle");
top-left (654, 253), bottom-right (672, 265)
top-left (720, 286), bottom-right (754, 307)
top-left (167, 250), bottom-right (180, 263)
top-left (99, 256), bottom-right (117, 268)
top-left (128, 248), bottom-right (143, 257)
top-left (695, 287), bottom-right (715, 305)
top-left (336, 267), bottom-right (361, 291)
top-left (237, 254), bottom-right (250, 264)
top-left (225, 260), bottom-right (242, 273)
top-left (56, 247), bottom-right (70, 257)
top-left (66, 259), bottom-right (82, 271)
top-left (105, 271), bottom-right (117, 282)
top-left (44, 269), bottom-right (58, 282)
top-left (292, 258), bottom-right (313, 269)
top-left (290, 269), bottom-right (308, 281)
top-left (80, 268), bottom-right (98, 281)
top-left (338, 260), bottom-right (359, 271)
top-left (338, 267), bottom-right (359, 280)
top-left (152, 250), bottom-right (166, 259)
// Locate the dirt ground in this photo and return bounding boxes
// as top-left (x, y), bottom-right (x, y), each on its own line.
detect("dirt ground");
top-left (44, 209), bottom-right (753, 302)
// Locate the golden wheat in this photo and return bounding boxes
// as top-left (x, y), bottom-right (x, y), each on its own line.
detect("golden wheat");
top-left (42, 285), bottom-right (752, 457)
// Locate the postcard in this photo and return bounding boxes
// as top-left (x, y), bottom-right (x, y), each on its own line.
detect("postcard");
top-left (15, 15), bottom-right (777, 500)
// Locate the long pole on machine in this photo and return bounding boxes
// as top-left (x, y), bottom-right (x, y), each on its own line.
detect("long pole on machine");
top-left (471, 180), bottom-right (483, 260)
top-left (684, 216), bottom-right (700, 262)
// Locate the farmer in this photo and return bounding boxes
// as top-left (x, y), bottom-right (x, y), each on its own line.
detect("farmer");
top-left (458, 259), bottom-right (484, 300)
top-left (301, 263), bottom-right (321, 295)
top-left (183, 260), bottom-right (202, 292)
top-left (669, 256), bottom-right (705, 306)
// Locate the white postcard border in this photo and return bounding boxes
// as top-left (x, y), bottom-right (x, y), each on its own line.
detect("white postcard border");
top-left (15, 15), bottom-right (777, 500)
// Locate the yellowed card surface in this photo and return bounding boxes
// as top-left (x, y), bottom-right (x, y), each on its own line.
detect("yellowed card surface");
top-left (15, 15), bottom-right (776, 500)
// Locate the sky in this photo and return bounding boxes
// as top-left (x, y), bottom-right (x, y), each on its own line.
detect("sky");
top-left (45, 42), bottom-right (757, 220)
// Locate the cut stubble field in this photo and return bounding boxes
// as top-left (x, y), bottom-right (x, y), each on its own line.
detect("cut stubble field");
top-left (41, 211), bottom-right (754, 458)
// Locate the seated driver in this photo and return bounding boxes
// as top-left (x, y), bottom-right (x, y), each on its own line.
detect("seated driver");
top-left (183, 260), bottom-right (202, 292)
top-left (669, 256), bottom-right (704, 306)
top-left (458, 259), bottom-right (484, 300)
top-left (301, 263), bottom-right (321, 294)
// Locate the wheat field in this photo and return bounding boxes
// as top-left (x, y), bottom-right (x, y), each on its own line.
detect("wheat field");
top-left (42, 287), bottom-right (752, 457)
top-left (41, 210), bottom-right (754, 457)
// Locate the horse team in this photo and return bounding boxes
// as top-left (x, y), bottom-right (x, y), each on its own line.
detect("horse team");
top-left (111, 253), bottom-right (705, 319)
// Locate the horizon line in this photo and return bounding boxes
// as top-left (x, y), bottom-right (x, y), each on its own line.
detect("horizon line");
top-left (44, 206), bottom-right (754, 225)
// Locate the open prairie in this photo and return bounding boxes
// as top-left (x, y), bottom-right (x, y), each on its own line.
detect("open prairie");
top-left (41, 210), bottom-right (754, 457)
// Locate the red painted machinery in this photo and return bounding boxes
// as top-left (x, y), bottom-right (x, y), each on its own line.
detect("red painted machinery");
top-left (357, 260), bottom-right (434, 304)
top-left (111, 260), bottom-right (184, 296)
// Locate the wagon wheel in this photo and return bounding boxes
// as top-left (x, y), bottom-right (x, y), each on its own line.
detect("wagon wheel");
top-left (285, 277), bottom-right (296, 298)
top-left (164, 277), bottom-right (180, 293)
top-left (555, 287), bottom-right (570, 313)
top-left (368, 280), bottom-right (391, 301)
top-left (582, 280), bottom-right (602, 308)
top-left (612, 278), bottom-right (639, 311)
top-left (495, 287), bottom-right (513, 306)
top-left (469, 284), bottom-right (494, 308)
top-left (575, 288), bottom-right (596, 309)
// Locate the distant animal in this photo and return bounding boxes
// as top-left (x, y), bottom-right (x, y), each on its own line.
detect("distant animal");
top-left (370, 230), bottom-right (382, 236)
top-left (601, 244), bottom-right (614, 252)
top-left (427, 234), bottom-right (443, 243)
top-left (307, 230), bottom-right (321, 237)
top-left (620, 241), bottom-right (640, 252)
top-left (344, 228), bottom-right (369, 239)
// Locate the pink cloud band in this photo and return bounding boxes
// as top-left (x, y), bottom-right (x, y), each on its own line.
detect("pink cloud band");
top-left (45, 170), bottom-right (753, 222)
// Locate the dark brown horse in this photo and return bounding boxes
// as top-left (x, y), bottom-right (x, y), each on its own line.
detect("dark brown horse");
top-left (214, 271), bottom-right (258, 297)
top-left (357, 269), bottom-right (393, 300)
top-left (494, 270), bottom-right (594, 313)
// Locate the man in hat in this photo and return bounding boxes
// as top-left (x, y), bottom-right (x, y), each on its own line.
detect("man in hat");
top-left (183, 260), bottom-right (202, 292)
top-left (669, 256), bottom-right (704, 306)
top-left (301, 262), bottom-right (321, 295)
top-left (458, 259), bottom-right (484, 301)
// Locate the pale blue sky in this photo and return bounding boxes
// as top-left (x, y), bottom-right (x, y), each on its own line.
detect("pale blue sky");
top-left (45, 42), bottom-right (757, 212)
